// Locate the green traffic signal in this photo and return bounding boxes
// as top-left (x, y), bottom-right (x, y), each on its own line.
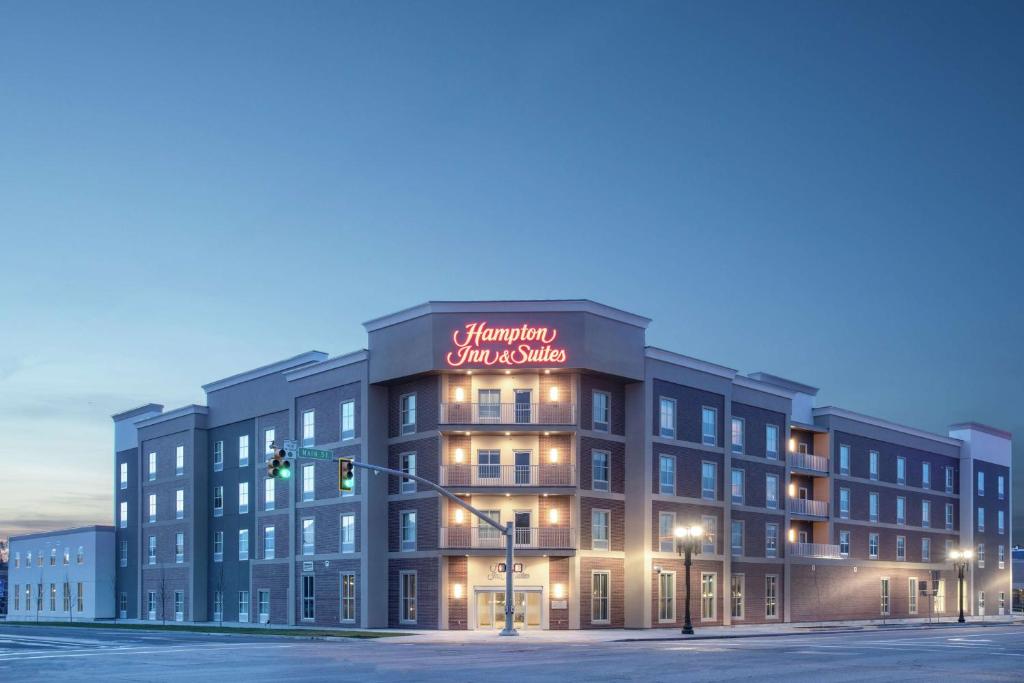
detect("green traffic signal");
top-left (339, 458), bottom-right (355, 492)
top-left (280, 463), bottom-right (292, 479)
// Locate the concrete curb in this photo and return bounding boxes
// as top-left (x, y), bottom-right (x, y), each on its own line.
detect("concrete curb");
top-left (614, 620), bottom-right (1021, 642)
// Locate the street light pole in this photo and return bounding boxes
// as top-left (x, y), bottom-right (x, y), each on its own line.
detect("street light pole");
top-left (949, 548), bottom-right (973, 624)
top-left (674, 524), bottom-right (704, 636)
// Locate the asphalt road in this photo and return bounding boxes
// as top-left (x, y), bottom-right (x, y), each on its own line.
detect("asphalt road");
top-left (1, 623), bottom-right (1022, 682)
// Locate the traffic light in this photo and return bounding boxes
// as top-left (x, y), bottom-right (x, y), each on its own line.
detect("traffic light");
top-left (267, 448), bottom-right (292, 480)
top-left (339, 457), bottom-right (355, 492)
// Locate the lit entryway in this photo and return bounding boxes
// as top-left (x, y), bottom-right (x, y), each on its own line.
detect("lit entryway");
top-left (475, 589), bottom-right (542, 629)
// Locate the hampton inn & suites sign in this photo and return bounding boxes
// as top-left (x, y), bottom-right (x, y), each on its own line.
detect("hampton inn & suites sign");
top-left (445, 322), bottom-right (569, 368)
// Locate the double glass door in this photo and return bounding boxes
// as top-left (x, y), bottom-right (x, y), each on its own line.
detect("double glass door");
top-left (476, 590), bottom-right (542, 629)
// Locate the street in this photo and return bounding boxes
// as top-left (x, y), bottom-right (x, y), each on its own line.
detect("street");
top-left (1, 623), bottom-right (1022, 681)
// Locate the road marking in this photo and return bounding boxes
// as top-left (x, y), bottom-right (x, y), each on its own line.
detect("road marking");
top-left (0, 642), bottom-right (295, 662)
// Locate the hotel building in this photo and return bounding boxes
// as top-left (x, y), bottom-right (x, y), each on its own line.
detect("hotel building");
top-left (111, 300), bottom-right (1013, 629)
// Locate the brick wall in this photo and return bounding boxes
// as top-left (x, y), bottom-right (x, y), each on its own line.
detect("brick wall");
top-left (650, 501), bottom-right (722, 553)
top-left (579, 437), bottom-right (625, 493)
top-left (651, 444), bottom-right (724, 500)
top-left (579, 497), bottom-right (625, 551)
top-left (389, 376), bottom-right (439, 438)
top-left (389, 558), bottom-right (439, 628)
top-left (579, 375), bottom-right (626, 435)
top-left (389, 438), bottom-right (440, 493)
top-left (579, 556), bottom-right (625, 628)
top-left (447, 556), bottom-right (468, 630)
top-left (251, 562), bottom-right (289, 625)
top-left (295, 558), bottom-right (360, 626)
top-left (549, 557), bottom-right (570, 629)
top-left (389, 498), bottom-right (440, 552)
top-left (651, 379), bottom-right (725, 446)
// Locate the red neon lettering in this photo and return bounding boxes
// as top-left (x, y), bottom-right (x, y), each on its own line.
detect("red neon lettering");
top-left (446, 322), bottom-right (567, 367)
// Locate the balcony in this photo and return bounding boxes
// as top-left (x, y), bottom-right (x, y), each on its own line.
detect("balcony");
top-left (440, 402), bottom-right (576, 426)
top-left (440, 464), bottom-right (576, 488)
top-left (790, 452), bottom-right (829, 475)
top-left (788, 498), bottom-right (829, 518)
top-left (788, 542), bottom-right (843, 560)
top-left (440, 526), bottom-right (575, 550)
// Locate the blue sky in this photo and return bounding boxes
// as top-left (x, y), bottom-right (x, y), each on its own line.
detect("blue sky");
top-left (1, 1), bottom-right (1022, 541)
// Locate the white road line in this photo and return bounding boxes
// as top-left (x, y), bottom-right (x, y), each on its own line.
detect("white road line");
top-left (0, 642), bottom-right (295, 663)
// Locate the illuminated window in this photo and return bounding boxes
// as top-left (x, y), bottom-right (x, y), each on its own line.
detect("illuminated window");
top-left (303, 410), bottom-right (316, 446)
top-left (341, 400), bottom-right (355, 440)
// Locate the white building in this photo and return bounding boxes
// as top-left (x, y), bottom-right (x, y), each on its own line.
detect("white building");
top-left (8, 526), bottom-right (116, 621)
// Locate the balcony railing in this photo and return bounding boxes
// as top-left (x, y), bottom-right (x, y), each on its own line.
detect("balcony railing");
top-left (440, 402), bottom-right (576, 425)
top-left (439, 526), bottom-right (575, 550)
top-left (790, 452), bottom-right (829, 474)
top-left (440, 464), bottom-right (576, 487)
top-left (788, 498), bottom-right (829, 518)
top-left (788, 542), bottom-right (843, 560)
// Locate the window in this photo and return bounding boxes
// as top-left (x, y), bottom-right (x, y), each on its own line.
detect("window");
top-left (258, 590), bottom-right (270, 624)
top-left (896, 535), bottom-right (906, 561)
top-left (148, 452), bottom-right (156, 480)
top-left (239, 529), bottom-right (249, 561)
top-left (592, 391), bottom-right (610, 432)
top-left (120, 540), bottom-right (128, 567)
top-left (400, 394), bottom-right (416, 435)
top-left (869, 451), bottom-right (878, 480)
top-left (766, 425), bottom-right (779, 459)
top-left (896, 496), bottom-right (906, 525)
top-left (213, 531), bottom-right (223, 562)
top-left (936, 580), bottom-right (947, 613)
top-left (303, 410), bottom-right (316, 446)
top-left (341, 514), bottom-right (356, 553)
top-left (731, 520), bottom-right (744, 556)
top-left (880, 577), bottom-right (890, 616)
top-left (148, 494), bottom-right (157, 523)
top-left (922, 462), bottom-right (931, 489)
top-left (659, 397), bottom-right (676, 438)
top-left (174, 591), bottom-right (184, 622)
top-left (997, 475), bottom-right (1005, 500)
top-left (998, 510), bottom-right (1005, 535)
top-left (264, 478), bottom-right (275, 511)
top-left (239, 590), bottom-right (251, 623)
top-left (478, 389), bottom-right (500, 421)
top-left (998, 545), bottom-right (1005, 570)
top-left (76, 546), bottom-right (84, 565)
top-left (303, 464), bottom-right (315, 502)
top-left (400, 511), bottom-right (417, 551)
top-left (658, 571), bottom-right (675, 622)
top-left (14, 584), bottom-right (19, 611)
top-left (237, 435), bottom-right (249, 468)
top-left (730, 468), bottom-right (744, 504)
top-left (592, 450), bottom-right (610, 491)
top-left (263, 526), bottom-right (275, 559)
top-left (977, 507), bottom-right (985, 532)
top-left (701, 407), bottom-right (717, 445)
top-left (49, 583), bottom-right (56, 611)
top-left (765, 576), bottom-right (778, 619)
top-left (977, 470), bottom-right (985, 496)
top-left (701, 573), bottom-right (716, 621)
top-left (214, 441), bottom-right (224, 471)
top-left (341, 400), bottom-right (355, 440)
top-left (869, 492), bottom-right (879, 522)
top-left (945, 503), bottom-right (954, 530)
top-left (341, 573), bottom-right (357, 622)
top-left (915, 499), bottom-right (929, 529)
top-left (401, 452), bottom-right (417, 493)
top-left (659, 512), bottom-right (675, 552)
top-left (701, 461), bottom-right (717, 500)
top-left (175, 532), bottom-right (184, 563)
top-left (945, 467), bottom-right (954, 493)
top-left (147, 591), bottom-right (157, 620)
top-left (766, 474), bottom-right (778, 510)
top-left (839, 530), bottom-right (850, 557)
top-left (148, 536), bottom-right (156, 565)
top-left (13, 552), bottom-right (18, 569)
top-left (239, 482), bottom-right (249, 514)
top-left (176, 489), bottom-right (184, 519)
top-left (119, 501), bottom-right (127, 529)
top-left (922, 537), bottom-right (931, 562)
top-left (400, 571), bottom-right (417, 624)
top-left (977, 543), bottom-right (985, 569)
top-left (909, 578), bottom-right (918, 615)
top-left (592, 509), bottom-right (610, 551)
top-left (120, 462), bottom-right (128, 489)
top-left (838, 487), bottom-right (850, 519)
top-left (731, 418), bottom-right (744, 454)
top-left (175, 445), bottom-right (184, 475)
top-left (262, 428), bottom-right (275, 460)
top-left (731, 574), bottom-right (744, 620)
top-left (839, 444), bottom-right (850, 475)
top-left (896, 456), bottom-right (906, 485)
top-left (1000, 592), bottom-right (1006, 614)
top-left (591, 571), bottom-right (610, 624)
top-left (765, 523), bottom-right (778, 558)
top-left (61, 547), bottom-right (69, 565)
top-left (869, 533), bottom-right (879, 559)
top-left (214, 486), bottom-right (223, 517)
top-left (978, 591), bottom-right (985, 616)
top-left (659, 455), bottom-right (675, 495)
top-left (701, 515), bottom-right (717, 554)
top-left (302, 518), bottom-right (315, 555)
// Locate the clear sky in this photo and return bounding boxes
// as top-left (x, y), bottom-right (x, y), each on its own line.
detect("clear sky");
top-left (1, 1), bottom-right (1022, 543)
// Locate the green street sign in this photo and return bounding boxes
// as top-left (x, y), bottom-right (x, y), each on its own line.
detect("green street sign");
top-left (298, 447), bottom-right (333, 460)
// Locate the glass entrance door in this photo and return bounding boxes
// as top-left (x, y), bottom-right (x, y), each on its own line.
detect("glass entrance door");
top-left (476, 590), bottom-right (542, 629)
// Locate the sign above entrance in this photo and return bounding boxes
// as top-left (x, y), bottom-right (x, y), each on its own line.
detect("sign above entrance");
top-left (446, 322), bottom-right (569, 368)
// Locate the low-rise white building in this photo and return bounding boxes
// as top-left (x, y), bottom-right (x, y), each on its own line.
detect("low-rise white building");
top-left (8, 526), bottom-right (116, 621)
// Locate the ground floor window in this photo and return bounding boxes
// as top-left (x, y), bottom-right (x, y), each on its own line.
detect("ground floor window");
top-left (908, 578), bottom-right (918, 615)
top-left (213, 591), bottom-right (224, 622)
top-left (730, 574), bottom-right (744, 620)
top-left (999, 592), bottom-right (1005, 615)
top-left (400, 571), bottom-right (417, 624)
top-left (147, 591), bottom-right (156, 620)
top-left (119, 592), bottom-right (127, 619)
top-left (978, 591), bottom-right (985, 616)
top-left (935, 580), bottom-right (946, 613)
top-left (50, 583), bottom-right (56, 611)
top-left (591, 571), bottom-right (610, 624)
top-left (302, 576), bottom-right (315, 621)
top-left (658, 571), bottom-right (675, 622)
top-left (174, 591), bottom-right (184, 622)
top-left (258, 590), bottom-right (270, 624)
top-left (701, 573), bottom-right (716, 621)
top-left (341, 573), bottom-right (357, 623)
top-left (76, 582), bottom-right (84, 613)
top-left (13, 584), bottom-right (18, 611)
top-left (62, 583), bottom-right (71, 612)
top-left (239, 590), bottom-right (250, 623)
top-left (765, 575), bottom-right (778, 619)
top-left (880, 578), bottom-right (890, 616)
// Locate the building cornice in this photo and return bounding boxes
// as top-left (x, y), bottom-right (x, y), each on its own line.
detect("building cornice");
top-left (284, 350), bottom-right (369, 382)
top-left (135, 404), bottom-right (209, 429)
top-left (732, 375), bottom-right (795, 400)
top-left (813, 406), bottom-right (961, 447)
top-left (10, 525), bottom-right (116, 543)
top-left (202, 351), bottom-right (328, 393)
top-left (746, 372), bottom-right (819, 396)
top-left (644, 347), bottom-right (737, 379)
top-left (362, 300), bottom-right (652, 333)
top-left (948, 422), bottom-right (1012, 441)
top-left (111, 403), bottom-right (164, 422)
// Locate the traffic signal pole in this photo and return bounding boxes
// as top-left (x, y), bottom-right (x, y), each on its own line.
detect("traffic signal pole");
top-left (345, 460), bottom-right (519, 636)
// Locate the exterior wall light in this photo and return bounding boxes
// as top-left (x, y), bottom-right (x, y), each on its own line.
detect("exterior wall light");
top-left (788, 438), bottom-right (797, 453)
top-left (453, 583), bottom-right (464, 599)
top-left (549, 386), bottom-right (559, 401)
top-left (549, 509), bottom-right (559, 524)
top-left (788, 528), bottom-right (797, 543)
top-left (454, 448), bottom-right (465, 463)
top-left (788, 482), bottom-right (797, 498)
top-left (454, 387), bottom-right (465, 402)
top-left (454, 509), bottom-right (465, 524)
top-left (552, 584), bottom-right (565, 599)
top-left (549, 448), bottom-right (559, 463)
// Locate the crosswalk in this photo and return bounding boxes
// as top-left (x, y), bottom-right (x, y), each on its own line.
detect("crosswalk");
top-left (0, 633), bottom-right (295, 663)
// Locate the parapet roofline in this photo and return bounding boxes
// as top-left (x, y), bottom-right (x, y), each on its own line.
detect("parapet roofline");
top-left (202, 351), bottom-right (329, 393)
top-left (285, 350), bottom-right (369, 382)
top-left (747, 372), bottom-right (819, 396)
top-left (645, 347), bottom-right (737, 379)
top-left (135, 404), bottom-right (208, 429)
top-left (9, 525), bottom-right (116, 543)
top-left (948, 422), bottom-right (1012, 441)
top-left (813, 406), bottom-right (961, 447)
top-left (362, 300), bottom-right (652, 333)
top-left (111, 403), bottom-right (165, 422)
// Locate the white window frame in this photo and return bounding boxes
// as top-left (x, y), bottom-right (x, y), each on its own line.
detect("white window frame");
top-left (701, 461), bottom-right (717, 500)
top-left (765, 575), bottom-right (778, 619)
top-left (214, 485), bottom-right (224, 517)
top-left (592, 450), bottom-right (610, 491)
top-left (896, 456), bottom-right (906, 486)
top-left (120, 462), bottom-right (128, 489)
top-left (896, 535), bottom-right (906, 561)
top-left (701, 515), bottom-right (717, 555)
top-left (658, 570), bottom-right (676, 623)
top-left (977, 470), bottom-right (985, 497)
top-left (399, 570), bottom-right (417, 624)
top-left (591, 508), bottom-right (610, 551)
top-left (869, 492), bottom-right (879, 523)
top-left (922, 499), bottom-right (931, 528)
top-left (700, 572), bottom-right (717, 622)
top-left (839, 487), bottom-right (850, 519)
top-left (400, 452), bottom-right (417, 494)
top-left (701, 407), bottom-right (717, 446)
top-left (922, 537), bottom-right (931, 562)
top-left (839, 444), bottom-right (850, 475)
top-left (730, 573), bottom-right (745, 620)
top-left (239, 482), bottom-right (249, 514)
top-left (765, 522), bottom-right (778, 558)
top-left (659, 397), bottom-right (676, 439)
top-left (869, 450), bottom-right (879, 481)
top-left (238, 529), bottom-right (249, 561)
top-left (945, 503), bottom-right (954, 530)
top-left (176, 489), bottom-right (184, 519)
top-left (880, 577), bottom-right (891, 616)
top-left (659, 511), bottom-right (676, 552)
top-left (175, 532), bottom-right (185, 564)
top-left (400, 394), bottom-right (416, 435)
top-left (340, 572), bottom-right (357, 623)
top-left (265, 478), bottom-right (275, 512)
top-left (839, 530), bottom-right (850, 558)
top-left (119, 501), bottom-right (128, 529)
top-left (730, 467), bottom-right (744, 505)
top-left (922, 462), bottom-right (931, 489)
top-left (214, 441), bottom-right (224, 471)
top-left (896, 496), bottom-right (906, 525)
top-left (731, 417), bottom-right (744, 454)
top-left (659, 454), bottom-right (675, 495)
top-left (302, 518), bottom-right (315, 556)
top-left (766, 473), bottom-right (778, 510)
top-left (303, 464), bottom-right (315, 502)
top-left (730, 519), bottom-right (744, 557)
top-left (303, 410), bottom-right (316, 446)
top-left (239, 590), bottom-right (251, 623)
top-left (400, 510), bottom-right (417, 552)
top-left (591, 570), bottom-right (610, 624)
top-left (238, 435), bottom-right (249, 468)
top-left (341, 400), bottom-right (355, 441)
top-left (869, 532), bottom-right (879, 559)
top-left (592, 390), bottom-right (610, 432)
top-left (148, 494), bottom-right (157, 523)
top-left (213, 531), bottom-right (223, 562)
top-left (341, 513), bottom-right (356, 554)
top-left (148, 452), bottom-right (157, 481)
top-left (264, 427), bottom-right (275, 458)
top-left (175, 445), bottom-right (185, 476)
top-left (148, 536), bottom-right (156, 565)
top-left (264, 526), bottom-right (275, 560)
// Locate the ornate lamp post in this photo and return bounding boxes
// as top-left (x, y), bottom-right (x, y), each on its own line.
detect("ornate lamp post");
top-left (674, 524), bottom-right (704, 635)
top-left (949, 548), bottom-right (974, 624)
